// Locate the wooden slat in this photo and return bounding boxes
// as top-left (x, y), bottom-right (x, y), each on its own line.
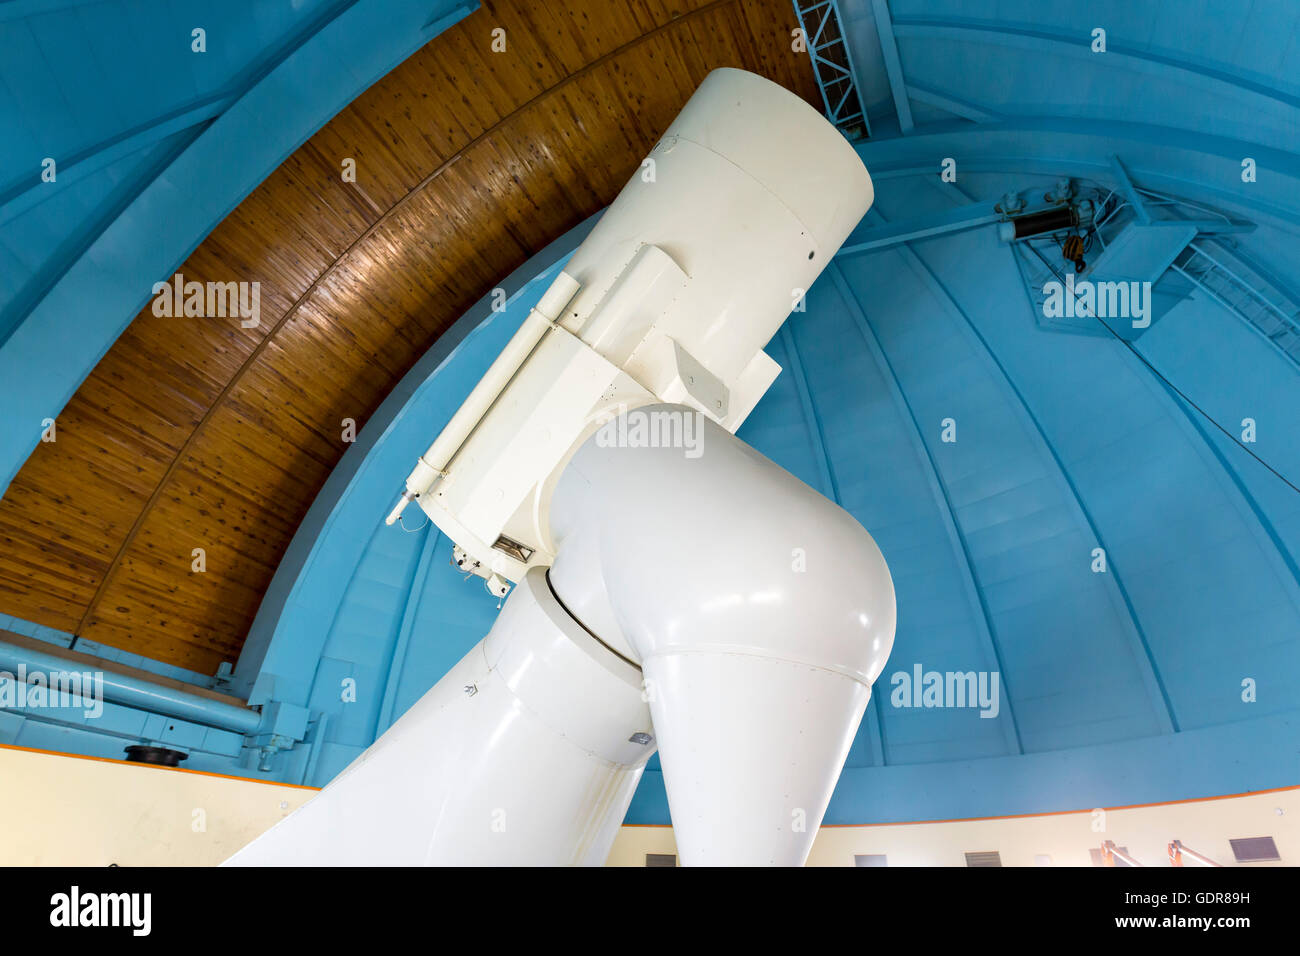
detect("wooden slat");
top-left (0, 0), bottom-right (820, 673)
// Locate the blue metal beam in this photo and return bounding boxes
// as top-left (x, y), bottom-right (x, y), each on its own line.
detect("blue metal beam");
top-left (0, 636), bottom-right (261, 734)
top-left (838, 199), bottom-right (1001, 256)
top-left (377, 523), bottom-right (442, 734)
top-left (906, 81), bottom-right (1001, 124)
top-left (1106, 157), bottom-right (1254, 234)
top-left (0, 0), bottom-right (480, 502)
top-left (890, 17), bottom-right (1300, 113)
top-left (857, 117), bottom-right (1300, 181)
top-left (869, 0), bottom-right (913, 133)
top-left (848, 117), bottom-right (1300, 230)
top-left (827, 261), bottom-right (1023, 756)
top-left (0, 94), bottom-right (228, 228)
top-left (1109, 154), bottom-right (1152, 225)
top-left (1161, 220), bottom-right (1254, 235)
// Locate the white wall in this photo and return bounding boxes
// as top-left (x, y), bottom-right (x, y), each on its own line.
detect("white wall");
top-left (608, 789), bottom-right (1300, 867)
top-left (3, 743), bottom-right (1295, 867)
top-left (0, 744), bottom-right (314, 866)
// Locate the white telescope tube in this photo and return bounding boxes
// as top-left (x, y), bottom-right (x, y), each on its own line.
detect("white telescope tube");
top-left (224, 566), bottom-right (653, 866)
top-left (559, 68), bottom-right (872, 384)
top-left (391, 68), bottom-right (875, 579)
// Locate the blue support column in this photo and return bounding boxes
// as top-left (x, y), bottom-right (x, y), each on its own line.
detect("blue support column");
top-left (794, 0), bottom-right (870, 138)
top-left (838, 200), bottom-right (1001, 256)
top-left (377, 523), bottom-right (443, 734)
top-left (869, 0), bottom-right (913, 133)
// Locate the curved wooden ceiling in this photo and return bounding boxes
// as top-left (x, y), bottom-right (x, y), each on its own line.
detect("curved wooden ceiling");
top-left (0, 0), bottom-right (818, 675)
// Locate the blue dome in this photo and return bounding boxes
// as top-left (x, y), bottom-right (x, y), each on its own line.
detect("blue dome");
top-left (1, 0), bottom-right (1297, 827)
top-left (233, 2), bottom-right (1300, 822)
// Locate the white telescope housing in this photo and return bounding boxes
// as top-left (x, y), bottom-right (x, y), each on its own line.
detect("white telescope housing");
top-left (231, 69), bottom-right (892, 867)
top-left (384, 67), bottom-right (873, 593)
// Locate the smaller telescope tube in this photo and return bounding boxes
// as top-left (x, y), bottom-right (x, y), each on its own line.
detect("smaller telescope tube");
top-left (385, 271), bottom-right (581, 526)
top-left (999, 205), bottom-right (1078, 242)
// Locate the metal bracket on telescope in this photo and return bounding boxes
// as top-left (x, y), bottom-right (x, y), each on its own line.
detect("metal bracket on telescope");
top-left (383, 271), bottom-right (583, 529)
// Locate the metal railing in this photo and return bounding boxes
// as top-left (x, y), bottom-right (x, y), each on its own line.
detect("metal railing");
top-left (1172, 240), bottom-right (1300, 370)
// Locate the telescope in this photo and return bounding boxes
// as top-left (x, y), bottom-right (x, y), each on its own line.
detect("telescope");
top-left (227, 68), bottom-right (895, 867)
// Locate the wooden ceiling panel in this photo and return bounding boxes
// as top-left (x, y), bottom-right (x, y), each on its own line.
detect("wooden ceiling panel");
top-left (0, 0), bottom-right (818, 674)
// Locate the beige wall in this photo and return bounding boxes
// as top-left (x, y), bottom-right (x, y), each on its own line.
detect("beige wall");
top-left (0, 745), bottom-right (315, 866)
top-left (607, 787), bottom-right (1300, 866)
top-left (3, 744), bottom-right (1295, 867)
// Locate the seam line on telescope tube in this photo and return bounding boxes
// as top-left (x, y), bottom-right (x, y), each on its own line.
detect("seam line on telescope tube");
top-left (636, 645), bottom-right (877, 685)
top-left (671, 132), bottom-right (824, 249)
top-left (544, 570), bottom-right (641, 671)
top-left (478, 664), bottom-right (633, 773)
